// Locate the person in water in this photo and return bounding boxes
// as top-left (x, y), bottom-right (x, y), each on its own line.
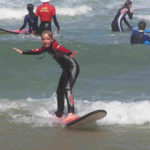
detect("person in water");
top-left (130, 21), bottom-right (150, 44)
top-left (32, 0), bottom-right (60, 35)
top-left (111, 0), bottom-right (134, 32)
top-left (19, 3), bottom-right (35, 34)
top-left (13, 31), bottom-right (80, 118)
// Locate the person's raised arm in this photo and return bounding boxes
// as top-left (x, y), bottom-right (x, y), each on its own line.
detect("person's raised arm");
top-left (128, 9), bottom-right (134, 19)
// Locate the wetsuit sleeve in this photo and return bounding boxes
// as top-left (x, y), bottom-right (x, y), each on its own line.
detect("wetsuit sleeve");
top-left (123, 17), bottom-right (131, 29)
top-left (127, 9), bottom-right (133, 19)
top-left (23, 47), bottom-right (45, 55)
top-left (52, 15), bottom-right (60, 29)
top-left (19, 15), bottom-right (28, 30)
top-left (32, 16), bottom-right (38, 31)
top-left (52, 41), bottom-right (72, 55)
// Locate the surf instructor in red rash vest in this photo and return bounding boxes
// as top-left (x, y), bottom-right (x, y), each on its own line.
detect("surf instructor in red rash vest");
top-left (32, 0), bottom-right (60, 35)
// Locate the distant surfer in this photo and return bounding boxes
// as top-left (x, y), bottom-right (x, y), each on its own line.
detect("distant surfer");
top-left (13, 31), bottom-right (79, 118)
top-left (19, 3), bottom-right (35, 34)
top-left (130, 21), bottom-right (150, 44)
top-left (32, 0), bottom-right (60, 35)
top-left (111, 0), bottom-right (134, 32)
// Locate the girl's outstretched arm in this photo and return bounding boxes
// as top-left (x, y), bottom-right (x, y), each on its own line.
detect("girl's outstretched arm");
top-left (13, 47), bottom-right (23, 54)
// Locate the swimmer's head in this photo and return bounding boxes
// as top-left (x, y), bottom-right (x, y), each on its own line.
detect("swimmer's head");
top-left (27, 3), bottom-right (34, 11)
top-left (124, 0), bottom-right (132, 8)
top-left (138, 21), bottom-right (146, 30)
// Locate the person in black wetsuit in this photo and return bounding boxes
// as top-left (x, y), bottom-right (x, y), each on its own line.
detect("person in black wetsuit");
top-left (130, 21), bottom-right (150, 44)
top-left (19, 3), bottom-right (35, 34)
top-left (111, 0), bottom-right (134, 32)
top-left (13, 31), bottom-right (80, 119)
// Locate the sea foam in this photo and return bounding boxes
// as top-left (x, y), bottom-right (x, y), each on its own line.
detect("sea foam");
top-left (56, 5), bottom-right (92, 16)
top-left (0, 5), bottom-right (92, 20)
top-left (0, 97), bottom-right (150, 127)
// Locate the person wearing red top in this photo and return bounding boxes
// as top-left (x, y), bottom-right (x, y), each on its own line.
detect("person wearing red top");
top-left (13, 31), bottom-right (80, 118)
top-left (33, 0), bottom-right (60, 35)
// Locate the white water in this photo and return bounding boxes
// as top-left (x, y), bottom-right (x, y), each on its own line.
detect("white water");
top-left (1, 96), bottom-right (150, 127)
top-left (0, 5), bottom-right (92, 20)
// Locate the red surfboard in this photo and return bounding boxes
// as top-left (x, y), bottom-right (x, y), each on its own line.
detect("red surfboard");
top-left (63, 110), bottom-right (107, 128)
top-left (0, 28), bottom-right (29, 34)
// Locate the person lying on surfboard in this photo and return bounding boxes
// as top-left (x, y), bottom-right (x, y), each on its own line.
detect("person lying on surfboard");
top-left (19, 3), bottom-right (36, 34)
top-left (13, 31), bottom-right (80, 119)
top-left (130, 20), bottom-right (150, 44)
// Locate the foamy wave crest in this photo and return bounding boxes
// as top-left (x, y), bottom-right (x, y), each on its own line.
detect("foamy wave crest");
top-left (1, 97), bottom-right (150, 127)
top-left (97, 100), bottom-right (150, 126)
top-left (0, 97), bottom-right (57, 127)
top-left (0, 8), bottom-right (26, 20)
top-left (135, 15), bottom-right (150, 22)
top-left (56, 5), bottom-right (92, 16)
top-left (0, 5), bottom-right (92, 20)
top-left (76, 100), bottom-right (150, 126)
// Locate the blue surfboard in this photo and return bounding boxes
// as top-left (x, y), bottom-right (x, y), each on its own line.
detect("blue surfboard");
top-left (144, 40), bottom-right (150, 45)
top-left (132, 26), bottom-right (150, 33)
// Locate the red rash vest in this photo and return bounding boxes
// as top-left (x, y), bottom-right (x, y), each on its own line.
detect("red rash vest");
top-left (36, 2), bottom-right (56, 22)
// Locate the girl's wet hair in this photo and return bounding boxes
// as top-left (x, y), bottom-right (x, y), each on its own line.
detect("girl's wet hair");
top-left (123, 0), bottom-right (132, 8)
top-left (41, 30), bottom-right (53, 39)
top-left (27, 3), bottom-right (34, 11)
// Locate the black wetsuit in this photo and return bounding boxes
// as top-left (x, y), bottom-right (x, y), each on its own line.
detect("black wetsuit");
top-left (20, 12), bottom-right (35, 33)
top-left (130, 31), bottom-right (150, 44)
top-left (23, 40), bottom-right (80, 117)
top-left (111, 7), bottom-right (133, 32)
top-left (33, 15), bottom-right (59, 35)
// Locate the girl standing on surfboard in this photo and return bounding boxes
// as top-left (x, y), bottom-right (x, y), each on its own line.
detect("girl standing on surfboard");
top-left (111, 0), bottom-right (134, 32)
top-left (13, 31), bottom-right (80, 118)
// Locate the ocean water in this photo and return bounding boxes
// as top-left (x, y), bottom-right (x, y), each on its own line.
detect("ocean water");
top-left (1, 0), bottom-right (150, 150)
